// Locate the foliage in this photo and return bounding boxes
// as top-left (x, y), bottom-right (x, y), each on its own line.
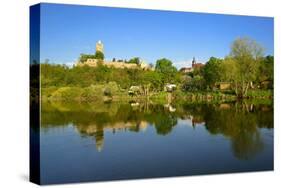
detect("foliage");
top-left (41, 38), bottom-right (273, 100)
top-left (203, 57), bottom-right (223, 88)
top-left (155, 58), bottom-right (178, 84)
top-left (127, 57), bottom-right (140, 64)
top-left (50, 87), bottom-right (83, 101)
top-left (79, 51), bottom-right (104, 62)
top-left (79, 54), bottom-right (96, 63)
top-left (182, 75), bottom-right (205, 91)
top-left (257, 55), bottom-right (273, 84)
top-left (95, 51), bottom-right (105, 60)
top-left (230, 37), bottom-right (264, 98)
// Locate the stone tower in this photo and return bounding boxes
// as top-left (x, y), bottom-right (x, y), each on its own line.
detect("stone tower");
top-left (96, 40), bottom-right (104, 53)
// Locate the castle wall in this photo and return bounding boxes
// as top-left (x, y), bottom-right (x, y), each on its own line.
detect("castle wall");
top-left (76, 58), bottom-right (151, 70)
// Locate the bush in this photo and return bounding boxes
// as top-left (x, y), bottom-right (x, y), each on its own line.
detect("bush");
top-left (80, 86), bottom-right (102, 102)
top-left (41, 86), bottom-right (58, 99)
top-left (50, 87), bottom-right (83, 101)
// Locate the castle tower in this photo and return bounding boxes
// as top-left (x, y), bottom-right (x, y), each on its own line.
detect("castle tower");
top-left (96, 40), bottom-right (104, 53)
top-left (94, 130), bottom-right (104, 152)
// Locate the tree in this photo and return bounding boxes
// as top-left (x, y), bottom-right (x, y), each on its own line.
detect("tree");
top-left (182, 75), bottom-right (205, 91)
top-left (155, 58), bottom-right (177, 84)
top-left (79, 54), bottom-right (96, 63)
top-left (230, 37), bottom-right (264, 98)
top-left (258, 55), bottom-right (273, 83)
top-left (127, 57), bottom-right (140, 64)
top-left (203, 57), bottom-right (223, 89)
top-left (220, 57), bottom-right (238, 82)
top-left (95, 51), bottom-right (105, 60)
top-left (140, 71), bottom-right (163, 93)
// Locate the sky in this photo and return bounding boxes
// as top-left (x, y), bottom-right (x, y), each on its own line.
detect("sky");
top-left (38, 3), bottom-right (274, 69)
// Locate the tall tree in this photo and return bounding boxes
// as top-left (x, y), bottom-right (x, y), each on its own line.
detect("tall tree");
top-left (230, 37), bottom-right (264, 98)
top-left (203, 57), bottom-right (223, 89)
top-left (155, 58), bottom-right (177, 84)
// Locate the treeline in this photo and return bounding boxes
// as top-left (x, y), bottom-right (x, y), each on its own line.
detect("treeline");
top-left (39, 37), bottom-right (273, 100)
top-left (182, 37), bottom-right (273, 98)
top-left (41, 58), bottom-right (180, 92)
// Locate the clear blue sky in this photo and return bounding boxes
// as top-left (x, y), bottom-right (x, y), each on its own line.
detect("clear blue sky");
top-left (39, 3), bottom-right (274, 68)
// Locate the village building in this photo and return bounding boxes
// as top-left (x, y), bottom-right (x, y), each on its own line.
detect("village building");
top-left (179, 57), bottom-right (204, 73)
top-left (179, 67), bottom-right (193, 73)
top-left (191, 57), bottom-right (204, 69)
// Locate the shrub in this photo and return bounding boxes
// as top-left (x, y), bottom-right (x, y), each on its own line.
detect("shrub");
top-left (50, 87), bottom-right (83, 101)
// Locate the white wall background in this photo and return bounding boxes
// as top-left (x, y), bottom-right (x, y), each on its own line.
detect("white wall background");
top-left (0, 0), bottom-right (280, 187)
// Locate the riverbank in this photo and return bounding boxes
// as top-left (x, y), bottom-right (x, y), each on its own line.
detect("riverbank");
top-left (40, 84), bottom-right (273, 103)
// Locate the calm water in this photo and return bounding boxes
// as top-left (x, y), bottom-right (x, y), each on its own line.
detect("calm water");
top-left (38, 101), bottom-right (273, 184)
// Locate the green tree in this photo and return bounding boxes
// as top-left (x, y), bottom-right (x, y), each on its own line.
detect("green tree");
top-left (203, 57), bottom-right (223, 89)
top-left (155, 58), bottom-right (177, 84)
top-left (258, 55), bottom-right (273, 84)
top-left (95, 51), bottom-right (105, 60)
top-left (127, 57), bottom-right (140, 64)
top-left (220, 57), bottom-right (239, 86)
top-left (230, 37), bottom-right (264, 98)
top-left (79, 54), bottom-right (96, 63)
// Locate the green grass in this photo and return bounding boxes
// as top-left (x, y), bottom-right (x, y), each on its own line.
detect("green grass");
top-left (41, 82), bottom-right (273, 103)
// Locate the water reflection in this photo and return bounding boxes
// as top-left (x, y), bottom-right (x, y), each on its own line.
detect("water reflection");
top-left (40, 100), bottom-right (273, 160)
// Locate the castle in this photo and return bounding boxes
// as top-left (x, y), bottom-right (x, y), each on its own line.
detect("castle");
top-left (76, 40), bottom-right (151, 70)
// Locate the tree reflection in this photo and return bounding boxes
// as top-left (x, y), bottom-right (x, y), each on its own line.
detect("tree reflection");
top-left (41, 100), bottom-right (273, 157)
top-left (203, 102), bottom-right (268, 160)
top-left (154, 113), bottom-right (177, 135)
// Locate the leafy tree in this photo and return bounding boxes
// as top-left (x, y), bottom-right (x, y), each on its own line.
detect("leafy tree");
top-left (183, 75), bottom-right (205, 91)
top-left (79, 54), bottom-right (96, 63)
top-left (230, 37), bottom-right (264, 98)
top-left (203, 57), bottom-right (223, 89)
top-left (155, 58), bottom-right (177, 84)
top-left (258, 55), bottom-right (273, 83)
top-left (127, 57), bottom-right (140, 64)
top-left (95, 51), bottom-right (105, 60)
top-left (220, 57), bottom-right (239, 84)
top-left (140, 71), bottom-right (163, 93)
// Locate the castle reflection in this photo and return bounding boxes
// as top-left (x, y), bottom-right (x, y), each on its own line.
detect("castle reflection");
top-left (40, 100), bottom-right (273, 159)
top-left (76, 121), bottom-right (149, 151)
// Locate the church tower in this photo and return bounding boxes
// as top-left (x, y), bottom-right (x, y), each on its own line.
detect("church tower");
top-left (192, 57), bottom-right (196, 67)
top-left (96, 40), bottom-right (104, 53)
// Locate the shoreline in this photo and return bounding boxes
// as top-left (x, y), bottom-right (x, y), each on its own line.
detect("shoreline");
top-left (39, 87), bottom-right (273, 104)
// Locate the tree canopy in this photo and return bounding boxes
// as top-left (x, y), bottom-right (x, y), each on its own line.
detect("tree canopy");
top-left (203, 57), bottom-right (223, 88)
top-left (127, 57), bottom-right (140, 64)
top-left (155, 58), bottom-right (178, 84)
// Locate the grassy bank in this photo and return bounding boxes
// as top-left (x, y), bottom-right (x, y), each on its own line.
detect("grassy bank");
top-left (41, 82), bottom-right (273, 103)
